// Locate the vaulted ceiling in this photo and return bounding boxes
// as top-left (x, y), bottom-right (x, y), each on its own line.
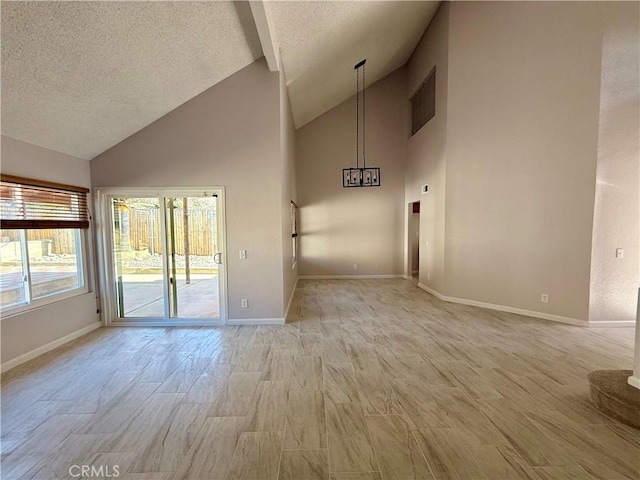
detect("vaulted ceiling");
top-left (270, 1), bottom-right (440, 127)
top-left (1, 1), bottom-right (439, 160)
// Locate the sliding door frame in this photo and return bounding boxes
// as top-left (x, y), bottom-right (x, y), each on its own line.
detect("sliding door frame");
top-left (95, 186), bottom-right (228, 326)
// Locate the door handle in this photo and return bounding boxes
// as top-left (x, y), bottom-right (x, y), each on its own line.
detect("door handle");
top-left (214, 252), bottom-right (222, 265)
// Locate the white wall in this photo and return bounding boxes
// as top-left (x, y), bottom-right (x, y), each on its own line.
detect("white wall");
top-left (280, 67), bottom-right (298, 313)
top-left (0, 135), bottom-right (100, 366)
top-left (296, 68), bottom-right (407, 277)
top-left (406, 2), bottom-right (449, 289)
top-left (440, 1), bottom-right (603, 321)
top-left (91, 59), bottom-right (286, 320)
top-left (589, 1), bottom-right (640, 324)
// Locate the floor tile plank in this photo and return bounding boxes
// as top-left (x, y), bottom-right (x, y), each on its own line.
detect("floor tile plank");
top-left (1, 280), bottom-right (635, 480)
top-left (325, 401), bottom-right (378, 473)
top-left (225, 431), bottom-right (283, 480)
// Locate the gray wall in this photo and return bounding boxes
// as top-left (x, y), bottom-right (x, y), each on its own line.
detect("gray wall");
top-left (406, 2), bottom-right (449, 290)
top-left (404, 1), bottom-right (614, 322)
top-left (589, 1), bottom-right (640, 323)
top-left (296, 68), bottom-right (408, 277)
top-left (0, 136), bottom-right (100, 366)
top-left (444, 1), bottom-right (603, 321)
top-left (280, 68), bottom-right (298, 312)
top-left (91, 59), bottom-right (287, 320)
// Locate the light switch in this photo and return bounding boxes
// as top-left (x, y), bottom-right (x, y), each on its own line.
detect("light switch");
top-left (239, 250), bottom-right (247, 259)
top-left (616, 248), bottom-right (624, 259)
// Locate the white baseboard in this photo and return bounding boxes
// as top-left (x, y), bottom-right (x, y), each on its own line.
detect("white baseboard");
top-left (1, 322), bottom-right (101, 373)
top-left (417, 283), bottom-right (588, 327)
top-left (628, 375), bottom-right (640, 390)
top-left (588, 320), bottom-right (636, 328)
top-left (284, 277), bottom-right (299, 322)
top-left (227, 318), bottom-right (285, 325)
top-left (417, 282), bottom-right (441, 298)
top-left (299, 274), bottom-right (405, 280)
top-left (403, 275), bottom-right (413, 280)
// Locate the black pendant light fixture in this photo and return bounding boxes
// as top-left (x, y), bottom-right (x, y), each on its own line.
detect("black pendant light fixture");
top-left (343, 59), bottom-right (381, 188)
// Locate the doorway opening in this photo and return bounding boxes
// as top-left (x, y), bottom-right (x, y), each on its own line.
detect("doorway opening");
top-left (97, 188), bottom-right (226, 325)
top-left (407, 201), bottom-right (420, 282)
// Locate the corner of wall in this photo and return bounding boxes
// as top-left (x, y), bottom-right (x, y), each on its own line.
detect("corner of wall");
top-left (280, 67), bottom-right (298, 316)
top-left (588, 1), bottom-right (640, 324)
top-left (0, 136), bottom-right (100, 368)
top-left (405, 0), bottom-right (450, 295)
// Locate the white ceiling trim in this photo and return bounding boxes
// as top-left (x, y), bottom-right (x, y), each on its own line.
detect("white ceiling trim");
top-left (249, 1), bottom-right (280, 71)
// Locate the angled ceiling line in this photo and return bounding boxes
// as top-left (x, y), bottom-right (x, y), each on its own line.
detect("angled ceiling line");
top-left (249, 1), bottom-right (280, 72)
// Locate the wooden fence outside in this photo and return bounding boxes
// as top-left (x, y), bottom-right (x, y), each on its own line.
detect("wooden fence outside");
top-left (1, 229), bottom-right (77, 254)
top-left (127, 208), bottom-right (216, 256)
top-left (1, 208), bottom-right (217, 256)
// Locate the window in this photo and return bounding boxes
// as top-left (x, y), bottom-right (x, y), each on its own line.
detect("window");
top-left (0, 175), bottom-right (89, 314)
top-left (291, 201), bottom-right (298, 267)
top-left (411, 67), bottom-right (436, 136)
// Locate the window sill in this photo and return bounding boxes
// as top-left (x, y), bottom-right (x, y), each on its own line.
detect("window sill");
top-left (1, 287), bottom-right (90, 320)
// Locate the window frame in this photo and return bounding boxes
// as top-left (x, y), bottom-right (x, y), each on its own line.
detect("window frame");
top-left (410, 66), bottom-right (436, 136)
top-left (291, 201), bottom-right (298, 269)
top-left (0, 227), bottom-right (89, 318)
top-left (0, 173), bottom-right (91, 318)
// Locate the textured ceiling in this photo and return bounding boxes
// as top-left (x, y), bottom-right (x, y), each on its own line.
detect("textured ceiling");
top-left (1, 1), bottom-right (439, 159)
top-left (269, 1), bottom-right (440, 127)
top-left (1, 1), bottom-right (262, 159)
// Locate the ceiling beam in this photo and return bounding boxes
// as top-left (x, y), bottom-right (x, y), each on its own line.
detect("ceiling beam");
top-left (249, 1), bottom-right (280, 71)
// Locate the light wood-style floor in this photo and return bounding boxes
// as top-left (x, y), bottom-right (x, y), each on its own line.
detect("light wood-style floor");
top-left (1, 279), bottom-right (638, 480)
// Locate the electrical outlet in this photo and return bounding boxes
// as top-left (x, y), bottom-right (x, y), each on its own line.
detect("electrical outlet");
top-left (616, 248), bottom-right (624, 259)
top-left (241, 299), bottom-right (248, 308)
top-left (239, 250), bottom-right (247, 259)
top-left (541, 294), bottom-right (549, 303)
top-left (353, 264), bottom-right (358, 270)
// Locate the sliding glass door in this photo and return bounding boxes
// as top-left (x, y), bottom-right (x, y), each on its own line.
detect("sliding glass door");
top-left (165, 196), bottom-right (220, 318)
top-left (100, 188), bottom-right (225, 324)
top-left (111, 197), bottom-right (165, 318)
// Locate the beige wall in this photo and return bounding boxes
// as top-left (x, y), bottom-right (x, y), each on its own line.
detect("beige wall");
top-left (280, 68), bottom-right (298, 313)
top-left (406, 2), bottom-right (449, 291)
top-left (0, 135), bottom-right (100, 366)
top-left (443, 1), bottom-right (603, 320)
top-left (589, 1), bottom-right (640, 323)
top-left (296, 68), bottom-right (407, 277)
top-left (91, 59), bottom-right (287, 320)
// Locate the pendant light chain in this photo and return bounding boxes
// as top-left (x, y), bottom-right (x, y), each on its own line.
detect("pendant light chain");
top-left (356, 63), bottom-right (359, 169)
top-left (342, 58), bottom-right (380, 188)
top-left (362, 62), bottom-right (366, 169)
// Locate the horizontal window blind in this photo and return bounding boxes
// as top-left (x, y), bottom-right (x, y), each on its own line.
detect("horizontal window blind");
top-left (0, 175), bottom-right (90, 229)
top-left (291, 201), bottom-right (298, 238)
